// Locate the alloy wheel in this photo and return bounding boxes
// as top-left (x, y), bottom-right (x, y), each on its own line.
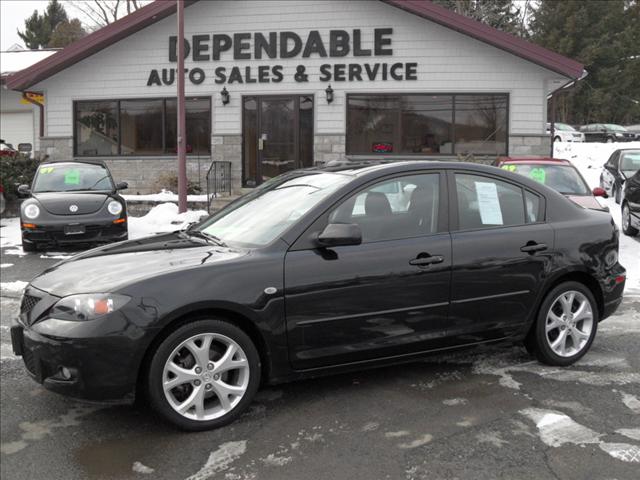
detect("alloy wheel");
top-left (545, 290), bottom-right (593, 358)
top-left (162, 333), bottom-right (250, 421)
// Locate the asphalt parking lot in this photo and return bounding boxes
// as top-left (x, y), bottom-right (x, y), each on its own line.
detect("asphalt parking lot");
top-left (1, 227), bottom-right (639, 480)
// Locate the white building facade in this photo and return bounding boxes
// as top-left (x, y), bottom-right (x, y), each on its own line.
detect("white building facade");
top-left (7, 0), bottom-right (584, 193)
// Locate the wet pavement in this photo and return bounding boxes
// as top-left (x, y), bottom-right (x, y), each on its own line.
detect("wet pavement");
top-left (1, 247), bottom-right (639, 480)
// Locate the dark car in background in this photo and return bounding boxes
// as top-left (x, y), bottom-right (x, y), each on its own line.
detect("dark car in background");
top-left (11, 161), bottom-right (625, 431)
top-left (493, 157), bottom-right (607, 211)
top-left (18, 160), bottom-right (128, 251)
top-left (580, 124), bottom-right (636, 143)
top-left (600, 149), bottom-right (640, 203)
top-left (621, 170), bottom-right (640, 236)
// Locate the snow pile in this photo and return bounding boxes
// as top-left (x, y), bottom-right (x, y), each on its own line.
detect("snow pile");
top-left (557, 141), bottom-right (640, 296)
top-left (0, 280), bottom-right (28, 298)
top-left (0, 217), bottom-right (22, 248)
top-left (123, 190), bottom-right (209, 203)
top-left (129, 203), bottom-right (208, 240)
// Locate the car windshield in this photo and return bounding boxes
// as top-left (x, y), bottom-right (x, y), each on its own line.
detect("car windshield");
top-left (555, 123), bottom-right (576, 131)
top-left (604, 124), bottom-right (626, 132)
top-left (196, 172), bottom-right (353, 247)
top-left (620, 151), bottom-right (640, 176)
top-left (33, 163), bottom-right (113, 193)
top-left (500, 163), bottom-right (590, 195)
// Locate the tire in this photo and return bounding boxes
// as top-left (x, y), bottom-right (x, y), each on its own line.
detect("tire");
top-left (527, 282), bottom-right (598, 366)
top-left (553, 136), bottom-right (562, 143)
top-left (21, 238), bottom-right (37, 252)
top-left (614, 184), bottom-right (621, 204)
top-left (147, 319), bottom-right (261, 431)
top-left (622, 202), bottom-right (639, 236)
top-left (606, 136), bottom-right (614, 143)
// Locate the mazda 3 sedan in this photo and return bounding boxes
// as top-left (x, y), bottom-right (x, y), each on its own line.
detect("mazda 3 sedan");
top-left (11, 162), bottom-right (626, 431)
top-left (18, 160), bottom-right (128, 251)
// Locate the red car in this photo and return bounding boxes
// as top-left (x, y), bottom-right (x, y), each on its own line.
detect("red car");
top-left (493, 157), bottom-right (608, 211)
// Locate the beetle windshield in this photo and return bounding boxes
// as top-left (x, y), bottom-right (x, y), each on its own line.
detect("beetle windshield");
top-left (33, 163), bottom-right (114, 193)
top-left (196, 172), bottom-right (352, 247)
top-left (620, 151), bottom-right (640, 177)
top-left (500, 163), bottom-right (590, 195)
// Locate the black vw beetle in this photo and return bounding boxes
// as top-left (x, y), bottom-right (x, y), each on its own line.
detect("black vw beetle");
top-left (11, 161), bottom-right (625, 431)
top-left (18, 160), bottom-right (128, 251)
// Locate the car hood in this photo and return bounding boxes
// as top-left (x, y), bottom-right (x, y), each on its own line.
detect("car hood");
top-left (32, 192), bottom-right (110, 215)
top-left (30, 232), bottom-right (248, 297)
top-left (566, 194), bottom-right (608, 211)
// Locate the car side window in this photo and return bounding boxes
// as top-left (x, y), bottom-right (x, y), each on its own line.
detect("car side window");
top-left (328, 173), bottom-right (440, 243)
top-left (608, 152), bottom-right (619, 169)
top-left (525, 191), bottom-right (541, 223)
top-left (455, 173), bottom-right (526, 230)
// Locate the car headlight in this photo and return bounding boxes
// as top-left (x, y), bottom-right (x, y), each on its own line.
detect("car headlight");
top-left (50, 293), bottom-right (131, 321)
top-left (24, 203), bottom-right (40, 219)
top-left (605, 250), bottom-right (618, 268)
top-left (107, 200), bottom-right (123, 215)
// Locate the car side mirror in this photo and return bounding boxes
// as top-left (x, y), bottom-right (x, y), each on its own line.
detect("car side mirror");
top-left (115, 181), bottom-right (128, 190)
top-left (592, 187), bottom-right (608, 198)
top-left (316, 223), bottom-right (362, 248)
top-left (17, 184), bottom-right (31, 197)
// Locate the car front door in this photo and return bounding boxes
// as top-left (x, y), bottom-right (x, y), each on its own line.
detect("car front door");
top-left (602, 151), bottom-right (620, 195)
top-left (448, 171), bottom-right (554, 342)
top-left (284, 172), bottom-right (451, 370)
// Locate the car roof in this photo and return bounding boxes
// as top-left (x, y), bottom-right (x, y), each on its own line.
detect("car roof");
top-left (496, 157), bottom-right (572, 165)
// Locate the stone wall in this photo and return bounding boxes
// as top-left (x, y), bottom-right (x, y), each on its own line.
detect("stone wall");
top-left (313, 134), bottom-right (346, 166)
top-left (509, 134), bottom-right (552, 157)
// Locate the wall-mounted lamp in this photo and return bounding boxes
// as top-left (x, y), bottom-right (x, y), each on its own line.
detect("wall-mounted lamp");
top-left (325, 84), bottom-right (334, 104)
top-left (220, 87), bottom-right (230, 105)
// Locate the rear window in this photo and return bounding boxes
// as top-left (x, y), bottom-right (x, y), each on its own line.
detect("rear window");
top-left (500, 163), bottom-right (590, 195)
top-left (33, 163), bottom-right (113, 193)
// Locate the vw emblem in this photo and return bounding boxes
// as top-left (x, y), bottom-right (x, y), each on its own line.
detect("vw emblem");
top-left (69, 204), bottom-right (79, 213)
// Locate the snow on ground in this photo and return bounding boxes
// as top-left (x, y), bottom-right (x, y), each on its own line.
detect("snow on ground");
top-left (0, 281), bottom-right (28, 297)
top-left (0, 217), bottom-right (21, 249)
top-left (555, 141), bottom-right (640, 296)
top-left (122, 190), bottom-right (209, 203)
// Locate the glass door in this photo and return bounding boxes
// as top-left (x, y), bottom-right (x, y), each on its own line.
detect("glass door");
top-left (243, 95), bottom-right (314, 187)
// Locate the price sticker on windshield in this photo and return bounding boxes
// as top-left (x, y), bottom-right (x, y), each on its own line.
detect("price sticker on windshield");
top-left (501, 164), bottom-right (517, 172)
top-left (64, 169), bottom-right (81, 185)
top-left (40, 166), bottom-right (54, 174)
top-left (529, 168), bottom-right (546, 184)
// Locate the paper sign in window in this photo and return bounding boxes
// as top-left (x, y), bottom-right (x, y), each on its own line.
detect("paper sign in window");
top-left (475, 181), bottom-right (503, 225)
top-left (64, 169), bottom-right (81, 185)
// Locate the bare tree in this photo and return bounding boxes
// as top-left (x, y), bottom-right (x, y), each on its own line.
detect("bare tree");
top-left (68, 0), bottom-right (149, 29)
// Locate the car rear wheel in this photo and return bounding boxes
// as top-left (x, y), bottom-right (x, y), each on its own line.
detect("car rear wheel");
top-left (527, 282), bottom-right (598, 366)
top-left (606, 136), bottom-right (614, 143)
top-left (147, 319), bottom-right (261, 431)
top-left (553, 136), bottom-right (561, 143)
top-left (622, 203), bottom-right (639, 236)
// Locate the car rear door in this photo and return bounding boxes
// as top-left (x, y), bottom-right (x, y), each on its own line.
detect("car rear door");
top-left (284, 171), bottom-right (451, 370)
top-left (602, 151), bottom-right (620, 195)
top-left (447, 170), bottom-right (554, 342)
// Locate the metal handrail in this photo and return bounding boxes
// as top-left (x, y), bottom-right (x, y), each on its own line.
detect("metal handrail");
top-left (205, 160), bottom-right (232, 212)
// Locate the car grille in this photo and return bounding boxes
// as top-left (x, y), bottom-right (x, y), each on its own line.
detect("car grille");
top-left (20, 294), bottom-right (40, 315)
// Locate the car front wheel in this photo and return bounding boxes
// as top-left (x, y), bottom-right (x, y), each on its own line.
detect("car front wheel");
top-left (622, 203), bottom-right (639, 236)
top-left (527, 282), bottom-right (598, 366)
top-left (147, 319), bottom-right (261, 431)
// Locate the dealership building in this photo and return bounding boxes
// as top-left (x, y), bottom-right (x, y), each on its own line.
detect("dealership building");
top-left (5, 0), bottom-right (584, 194)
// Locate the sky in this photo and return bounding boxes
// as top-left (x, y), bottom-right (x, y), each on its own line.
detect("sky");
top-left (1, 0), bottom-right (50, 51)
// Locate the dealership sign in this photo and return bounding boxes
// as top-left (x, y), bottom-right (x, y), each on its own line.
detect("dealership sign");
top-left (146, 29), bottom-right (418, 86)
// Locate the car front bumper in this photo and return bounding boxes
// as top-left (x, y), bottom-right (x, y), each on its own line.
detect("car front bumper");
top-left (11, 288), bottom-right (159, 403)
top-left (22, 219), bottom-right (127, 247)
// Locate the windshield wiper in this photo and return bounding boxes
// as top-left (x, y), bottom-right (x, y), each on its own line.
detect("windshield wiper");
top-left (183, 230), bottom-right (228, 247)
top-left (64, 175), bottom-right (112, 192)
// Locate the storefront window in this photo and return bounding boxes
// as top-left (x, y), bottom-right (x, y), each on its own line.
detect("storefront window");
top-left (74, 97), bottom-right (211, 156)
top-left (347, 94), bottom-right (507, 156)
top-left (165, 97), bottom-right (212, 155)
top-left (120, 99), bottom-right (164, 155)
top-left (75, 101), bottom-right (119, 156)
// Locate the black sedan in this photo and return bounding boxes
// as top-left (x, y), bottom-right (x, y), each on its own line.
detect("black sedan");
top-left (600, 148), bottom-right (640, 203)
top-left (580, 124), bottom-right (637, 143)
top-left (11, 161), bottom-right (626, 431)
top-left (18, 160), bottom-right (128, 251)
top-left (622, 169), bottom-right (640, 236)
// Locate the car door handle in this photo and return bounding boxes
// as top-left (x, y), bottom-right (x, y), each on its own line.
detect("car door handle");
top-left (409, 254), bottom-right (444, 266)
top-left (520, 242), bottom-right (547, 254)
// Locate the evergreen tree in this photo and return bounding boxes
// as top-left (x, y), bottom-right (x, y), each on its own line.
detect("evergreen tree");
top-left (49, 19), bottom-right (87, 48)
top-left (17, 0), bottom-right (70, 49)
top-left (432, 0), bottom-right (529, 36)
top-left (530, 0), bottom-right (640, 124)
